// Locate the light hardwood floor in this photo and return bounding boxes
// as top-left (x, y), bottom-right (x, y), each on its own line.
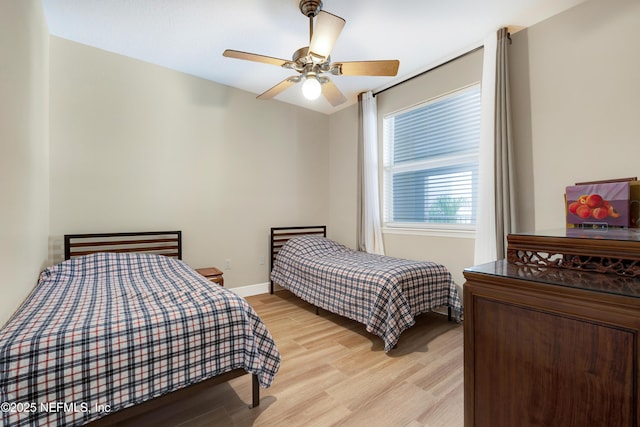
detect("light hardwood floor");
top-left (125, 291), bottom-right (464, 427)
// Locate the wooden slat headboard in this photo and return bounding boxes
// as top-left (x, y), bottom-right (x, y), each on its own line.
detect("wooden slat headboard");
top-left (269, 226), bottom-right (326, 294)
top-left (64, 231), bottom-right (182, 260)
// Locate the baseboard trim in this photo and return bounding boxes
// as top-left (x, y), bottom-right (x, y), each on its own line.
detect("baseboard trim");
top-left (226, 282), bottom-right (270, 298)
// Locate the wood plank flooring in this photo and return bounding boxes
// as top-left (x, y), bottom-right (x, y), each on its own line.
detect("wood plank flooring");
top-left (122, 291), bottom-right (464, 427)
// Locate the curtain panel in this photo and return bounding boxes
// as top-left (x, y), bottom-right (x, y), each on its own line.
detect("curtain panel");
top-left (357, 91), bottom-right (385, 255)
top-left (474, 27), bottom-right (516, 265)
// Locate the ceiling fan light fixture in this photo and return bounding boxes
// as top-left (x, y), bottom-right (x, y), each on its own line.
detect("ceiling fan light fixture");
top-left (302, 75), bottom-right (322, 100)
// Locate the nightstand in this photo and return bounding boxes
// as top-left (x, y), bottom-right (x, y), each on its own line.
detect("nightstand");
top-left (195, 267), bottom-right (224, 287)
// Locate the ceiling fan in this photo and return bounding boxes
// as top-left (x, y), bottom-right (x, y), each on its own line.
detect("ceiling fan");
top-left (222, 0), bottom-right (400, 106)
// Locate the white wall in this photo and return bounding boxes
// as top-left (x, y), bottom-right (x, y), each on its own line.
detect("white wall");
top-left (49, 37), bottom-right (330, 290)
top-left (328, 104), bottom-right (359, 248)
top-left (510, 0), bottom-right (640, 231)
top-left (0, 0), bottom-right (50, 326)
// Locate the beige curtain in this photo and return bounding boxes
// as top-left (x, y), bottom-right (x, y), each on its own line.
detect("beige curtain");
top-left (494, 28), bottom-right (517, 258)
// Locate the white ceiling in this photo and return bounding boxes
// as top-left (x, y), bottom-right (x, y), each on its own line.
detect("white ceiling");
top-left (41, 0), bottom-right (587, 115)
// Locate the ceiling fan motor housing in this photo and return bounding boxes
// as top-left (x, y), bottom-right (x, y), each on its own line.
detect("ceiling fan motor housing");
top-left (299, 0), bottom-right (322, 17)
top-left (291, 46), bottom-right (330, 71)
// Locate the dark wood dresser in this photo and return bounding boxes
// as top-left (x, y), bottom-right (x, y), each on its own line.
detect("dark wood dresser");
top-left (463, 229), bottom-right (640, 427)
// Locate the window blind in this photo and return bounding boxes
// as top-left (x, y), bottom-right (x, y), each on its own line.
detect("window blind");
top-left (383, 85), bottom-right (481, 226)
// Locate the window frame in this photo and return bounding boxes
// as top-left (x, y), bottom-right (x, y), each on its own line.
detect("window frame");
top-left (381, 83), bottom-right (481, 238)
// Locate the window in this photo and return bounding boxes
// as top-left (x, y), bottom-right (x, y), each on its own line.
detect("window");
top-left (382, 84), bottom-right (481, 232)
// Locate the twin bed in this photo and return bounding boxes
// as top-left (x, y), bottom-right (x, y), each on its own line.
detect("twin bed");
top-left (270, 226), bottom-right (463, 352)
top-left (0, 231), bottom-right (280, 426)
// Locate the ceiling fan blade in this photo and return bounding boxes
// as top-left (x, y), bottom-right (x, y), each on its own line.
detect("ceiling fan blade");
top-left (309, 11), bottom-right (345, 60)
top-left (257, 77), bottom-right (298, 100)
top-left (223, 49), bottom-right (289, 67)
top-left (335, 60), bottom-right (400, 76)
top-left (322, 79), bottom-right (347, 106)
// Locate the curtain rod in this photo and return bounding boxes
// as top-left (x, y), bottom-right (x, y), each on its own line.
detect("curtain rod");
top-left (373, 45), bottom-right (484, 97)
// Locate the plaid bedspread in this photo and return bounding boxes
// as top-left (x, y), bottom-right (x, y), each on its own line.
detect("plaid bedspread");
top-left (0, 253), bottom-right (280, 426)
top-left (271, 236), bottom-right (462, 352)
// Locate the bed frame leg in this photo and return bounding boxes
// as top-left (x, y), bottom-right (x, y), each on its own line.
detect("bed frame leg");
top-left (251, 374), bottom-right (260, 408)
top-left (448, 307), bottom-right (452, 322)
top-left (315, 306), bottom-right (320, 315)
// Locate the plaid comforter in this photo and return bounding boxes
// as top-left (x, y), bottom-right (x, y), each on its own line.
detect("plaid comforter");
top-left (271, 236), bottom-right (462, 352)
top-left (0, 253), bottom-right (280, 426)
